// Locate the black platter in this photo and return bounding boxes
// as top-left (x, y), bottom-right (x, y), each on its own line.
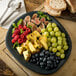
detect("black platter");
top-left (6, 11), bottom-right (72, 74)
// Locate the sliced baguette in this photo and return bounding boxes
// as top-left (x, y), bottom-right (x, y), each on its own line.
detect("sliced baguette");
top-left (47, 0), bottom-right (67, 11)
top-left (66, 0), bottom-right (76, 13)
top-left (44, 2), bottom-right (61, 16)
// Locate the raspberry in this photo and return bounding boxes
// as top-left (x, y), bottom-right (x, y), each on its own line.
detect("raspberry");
top-left (23, 38), bottom-right (27, 42)
top-left (12, 33), bottom-right (16, 38)
top-left (14, 29), bottom-right (20, 35)
top-left (12, 39), bottom-right (16, 43)
top-left (18, 38), bottom-right (23, 44)
top-left (18, 24), bottom-right (23, 30)
top-left (23, 25), bottom-right (27, 30)
top-left (26, 28), bottom-right (31, 33)
top-left (15, 27), bottom-right (18, 30)
top-left (20, 34), bottom-right (25, 39)
top-left (14, 35), bottom-right (19, 41)
top-left (23, 31), bottom-right (28, 36)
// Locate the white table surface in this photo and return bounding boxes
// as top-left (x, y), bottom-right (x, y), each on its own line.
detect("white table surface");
top-left (0, 0), bottom-right (26, 29)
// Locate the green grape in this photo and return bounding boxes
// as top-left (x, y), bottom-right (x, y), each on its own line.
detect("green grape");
top-left (58, 40), bottom-right (62, 45)
top-left (60, 49), bottom-right (64, 54)
top-left (43, 32), bottom-right (49, 37)
top-left (63, 38), bottom-right (66, 41)
top-left (52, 23), bottom-right (57, 28)
top-left (57, 46), bottom-right (62, 51)
top-left (47, 38), bottom-right (51, 42)
top-left (49, 47), bottom-right (52, 51)
top-left (47, 42), bottom-right (51, 47)
top-left (50, 31), bottom-right (54, 36)
top-left (55, 31), bottom-right (61, 37)
top-left (47, 23), bottom-right (52, 28)
top-left (54, 27), bottom-right (59, 32)
top-left (63, 45), bottom-right (68, 50)
top-left (51, 37), bottom-right (56, 43)
top-left (52, 48), bottom-right (57, 53)
top-left (63, 41), bottom-right (67, 45)
top-left (41, 29), bottom-right (46, 33)
top-left (56, 52), bottom-right (60, 56)
top-left (58, 36), bottom-right (62, 41)
top-left (60, 54), bottom-right (65, 59)
top-left (48, 27), bottom-right (52, 32)
top-left (52, 43), bottom-right (57, 48)
top-left (62, 33), bottom-right (65, 37)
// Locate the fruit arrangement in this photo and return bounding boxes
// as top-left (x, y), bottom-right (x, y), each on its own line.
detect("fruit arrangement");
top-left (11, 11), bottom-right (69, 70)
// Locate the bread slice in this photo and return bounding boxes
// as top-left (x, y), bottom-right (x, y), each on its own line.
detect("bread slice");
top-left (47, 0), bottom-right (67, 11)
top-left (66, 0), bottom-right (76, 13)
top-left (44, 2), bottom-right (61, 16)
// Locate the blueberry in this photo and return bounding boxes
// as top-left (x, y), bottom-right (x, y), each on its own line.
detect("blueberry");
top-left (29, 59), bottom-right (33, 63)
top-left (35, 53), bottom-right (39, 58)
top-left (42, 49), bottom-right (45, 53)
top-left (40, 53), bottom-right (44, 57)
top-left (40, 65), bottom-right (45, 68)
top-left (56, 60), bottom-right (59, 64)
top-left (47, 60), bottom-right (52, 64)
top-left (45, 51), bottom-right (49, 55)
top-left (40, 62), bottom-right (44, 66)
top-left (47, 57), bottom-right (50, 60)
top-left (43, 58), bottom-right (47, 62)
top-left (39, 57), bottom-right (43, 61)
top-left (53, 62), bottom-right (57, 68)
top-left (31, 55), bottom-right (35, 59)
top-left (32, 59), bottom-right (36, 63)
top-left (50, 64), bottom-right (54, 69)
top-left (37, 61), bottom-right (40, 65)
top-left (53, 59), bottom-right (56, 62)
top-left (57, 57), bottom-right (61, 60)
top-left (50, 52), bottom-right (55, 55)
top-left (36, 58), bottom-right (39, 61)
top-left (50, 56), bottom-right (54, 61)
top-left (45, 66), bottom-right (50, 70)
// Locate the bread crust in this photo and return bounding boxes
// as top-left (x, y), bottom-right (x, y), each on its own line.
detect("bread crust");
top-left (44, 2), bottom-right (61, 16)
top-left (46, 0), bottom-right (67, 11)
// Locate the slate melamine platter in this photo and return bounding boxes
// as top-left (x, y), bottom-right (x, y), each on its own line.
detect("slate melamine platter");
top-left (6, 11), bottom-right (72, 74)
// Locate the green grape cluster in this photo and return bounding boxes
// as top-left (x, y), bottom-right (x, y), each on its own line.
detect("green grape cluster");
top-left (41, 22), bottom-right (69, 59)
